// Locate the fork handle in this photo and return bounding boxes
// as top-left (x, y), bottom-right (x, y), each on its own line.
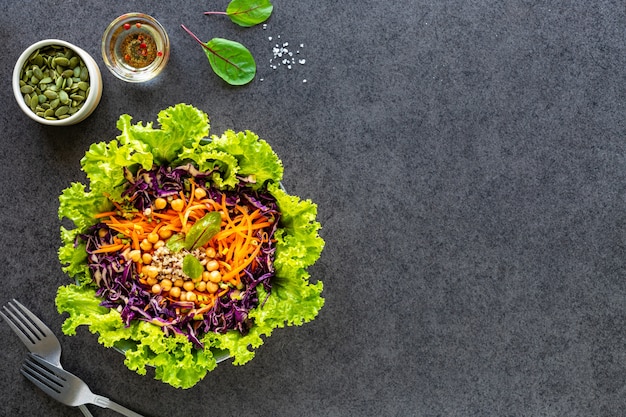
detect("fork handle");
top-left (78, 404), bottom-right (94, 417)
top-left (92, 395), bottom-right (145, 417)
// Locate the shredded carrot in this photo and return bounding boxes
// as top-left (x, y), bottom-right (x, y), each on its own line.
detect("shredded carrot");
top-left (92, 243), bottom-right (125, 254)
top-left (94, 211), bottom-right (118, 219)
top-left (93, 188), bottom-right (273, 309)
top-left (131, 230), bottom-right (140, 250)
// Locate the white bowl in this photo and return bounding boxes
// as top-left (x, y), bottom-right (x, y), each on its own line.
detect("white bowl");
top-left (13, 39), bottom-right (103, 126)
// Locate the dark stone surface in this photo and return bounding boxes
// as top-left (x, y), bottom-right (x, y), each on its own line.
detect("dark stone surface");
top-left (0, 1), bottom-right (625, 416)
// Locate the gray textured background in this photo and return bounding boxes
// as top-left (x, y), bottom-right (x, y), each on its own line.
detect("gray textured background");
top-left (0, 1), bottom-right (625, 416)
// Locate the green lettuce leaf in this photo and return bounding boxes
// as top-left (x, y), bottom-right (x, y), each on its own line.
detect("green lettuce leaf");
top-left (209, 129), bottom-right (283, 188)
top-left (55, 104), bottom-right (325, 389)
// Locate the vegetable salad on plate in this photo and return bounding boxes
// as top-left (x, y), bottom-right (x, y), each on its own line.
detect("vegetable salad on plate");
top-left (56, 104), bottom-right (324, 388)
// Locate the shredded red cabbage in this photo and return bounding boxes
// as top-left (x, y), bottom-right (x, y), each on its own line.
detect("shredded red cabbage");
top-left (79, 165), bottom-right (280, 348)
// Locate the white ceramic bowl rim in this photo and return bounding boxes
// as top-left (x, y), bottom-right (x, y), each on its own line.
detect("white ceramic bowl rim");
top-left (13, 39), bottom-right (103, 126)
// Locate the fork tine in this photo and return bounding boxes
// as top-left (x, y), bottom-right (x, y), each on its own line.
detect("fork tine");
top-left (10, 299), bottom-right (53, 336)
top-left (0, 304), bottom-right (41, 346)
top-left (21, 356), bottom-right (65, 398)
top-left (24, 353), bottom-right (66, 383)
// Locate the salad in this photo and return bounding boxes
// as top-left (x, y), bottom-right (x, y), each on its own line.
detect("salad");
top-left (56, 104), bottom-right (324, 388)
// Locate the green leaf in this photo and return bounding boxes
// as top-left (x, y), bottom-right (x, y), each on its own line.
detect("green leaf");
top-left (184, 211), bottom-right (222, 250)
top-left (166, 233), bottom-right (186, 253)
top-left (181, 25), bottom-right (256, 86)
top-left (226, 0), bottom-right (273, 27)
top-left (182, 254), bottom-right (204, 279)
top-left (205, 38), bottom-right (256, 86)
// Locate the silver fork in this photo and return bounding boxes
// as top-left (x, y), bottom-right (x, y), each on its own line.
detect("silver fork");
top-left (22, 353), bottom-right (145, 417)
top-left (0, 299), bottom-right (94, 417)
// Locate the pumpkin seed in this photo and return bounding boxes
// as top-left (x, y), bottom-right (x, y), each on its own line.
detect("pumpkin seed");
top-left (54, 106), bottom-right (69, 117)
top-left (33, 66), bottom-right (44, 79)
top-left (43, 90), bottom-right (58, 100)
top-left (49, 98), bottom-right (60, 109)
top-left (59, 90), bottom-right (69, 104)
top-left (20, 85), bottom-right (34, 94)
top-left (54, 57), bottom-right (70, 67)
top-left (77, 81), bottom-right (89, 91)
top-left (80, 67), bottom-right (88, 81)
top-left (29, 95), bottom-right (38, 110)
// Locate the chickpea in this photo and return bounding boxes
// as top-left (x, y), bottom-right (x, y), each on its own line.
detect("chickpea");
top-left (183, 281), bottom-right (195, 292)
top-left (173, 279), bottom-right (184, 288)
top-left (186, 292), bottom-right (197, 302)
top-left (206, 260), bottom-right (219, 272)
top-left (206, 282), bottom-right (219, 293)
top-left (146, 277), bottom-right (158, 286)
top-left (195, 281), bottom-right (207, 292)
top-left (142, 253), bottom-right (153, 264)
top-left (147, 232), bottom-right (159, 244)
top-left (161, 279), bottom-right (173, 291)
top-left (154, 197), bottom-right (167, 210)
top-left (205, 247), bottom-right (216, 258)
top-left (140, 239), bottom-right (152, 251)
top-left (153, 240), bottom-right (165, 249)
top-left (143, 265), bottom-right (159, 279)
top-left (208, 270), bottom-right (222, 283)
top-left (171, 198), bottom-right (185, 212)
top-left (202, 271), bottom-right (211, 282)
top-left (194, 187), bottom-right (207, 199)
top-left (128, 249), bottom-right (141, 263)
top-left (98, 228), bottom-right (108, 238)
top-left (158, 228), bottom-right (172, 239)
top-left (169, 286), bottom-right (181, 299)
top-left (151, 284), bottom-right (162, 294)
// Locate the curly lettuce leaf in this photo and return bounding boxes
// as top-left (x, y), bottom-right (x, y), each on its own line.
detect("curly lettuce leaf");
top-left (176, 146), bottom-right (241, 188)
top-left (116, 103), bottom-right (209, 166)
top-left (268, 182), bottom-right (325, 271)
top-left (58, 182), bottom-right (111, 230)
top-left (210, 130), bottom-right (283, 189)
